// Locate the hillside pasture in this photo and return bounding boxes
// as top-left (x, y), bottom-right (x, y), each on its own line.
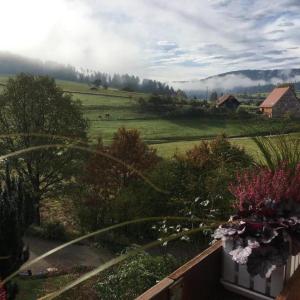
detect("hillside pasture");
top-left (86, 115), bottom-right (293, 143)
top-left (1, 76), bottom-right (299, 157)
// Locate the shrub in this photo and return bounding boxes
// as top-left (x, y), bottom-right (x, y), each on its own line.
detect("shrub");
top-left (41, 221), bottom-right (67, 241)
top-left (173, 135), bottom-right (253, 218)
top-left (113, 160), bottom-right (185, 240)
top-left (77, 128), bottom-right (159, 231)
top-left (96, 251), bottom-right (178, 300)
top-left (0, 169), bottom-right (34, 299)
top-left (230, 163), bottom-right (300, 213)
top-left (0, 176), bottom-right (33, 277)
top-left (116, 135), bottom-right (253, 229)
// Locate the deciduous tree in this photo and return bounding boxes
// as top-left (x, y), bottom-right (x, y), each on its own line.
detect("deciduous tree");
top-left (0, 74), bottom-right (88, 224)
top-left (79, 128), bottom-right (159, 230)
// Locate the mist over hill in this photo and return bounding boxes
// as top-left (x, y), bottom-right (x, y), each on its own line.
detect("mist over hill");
top-left (0, 52), bottom-right (174, 95)
top-left (0, 52), bottom-right (79, 81)
top-left (2, 52), bottom-right (300, 97)
top-left (173, 69), bottom-right (300, 96)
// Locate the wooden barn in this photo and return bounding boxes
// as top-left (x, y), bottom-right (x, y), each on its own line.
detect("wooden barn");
top-left (216, 95), bottom-right (240, 110)
top-left (260, 85), bottom-right (300, 118)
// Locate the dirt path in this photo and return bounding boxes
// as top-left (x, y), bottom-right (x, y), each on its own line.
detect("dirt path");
top-left (23, 236), bottom-right (113, 275)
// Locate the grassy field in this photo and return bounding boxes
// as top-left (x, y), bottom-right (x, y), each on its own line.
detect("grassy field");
top-left (152, 137), bottom-right (260, 158)
top-left (56, 80), bottom-right (298, 144)
top-left (1, 75), bottom-right (299, 158)
top-left (53, 78), bottom-right (288, 144)
top-left (87, 117), bottom-right (286, 143)
top-left (153, 133), bottom-right (300, 160)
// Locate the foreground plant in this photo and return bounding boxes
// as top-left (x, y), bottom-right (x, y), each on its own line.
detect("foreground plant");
top-left (213, 163), bottom-right (300, 278)
top-left (0, 167), bottom-right (34, 299)
top-left (96, 250), bottom-right (177, 300)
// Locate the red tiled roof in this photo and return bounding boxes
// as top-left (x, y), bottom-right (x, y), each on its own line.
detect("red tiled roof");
top-left (216, 94), bottom-right (238, 106)
top-left (260, 86), bottom-right (290, 108)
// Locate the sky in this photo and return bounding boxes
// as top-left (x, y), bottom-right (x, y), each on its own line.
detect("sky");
top-left (0, 0), bottom-right (300, 82)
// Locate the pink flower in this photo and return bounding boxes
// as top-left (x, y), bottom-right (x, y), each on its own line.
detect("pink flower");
top-left (230, 163), bottom-right (300, 214)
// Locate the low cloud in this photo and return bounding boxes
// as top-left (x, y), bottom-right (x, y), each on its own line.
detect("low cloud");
top-left (156, 41), bottom-right (178, 51)
top-left (173, 71), bottom-right (300, 91)
top-left (0, 0), bottom-right (300, 81)
top-left (173, 74), bottom-right (267, 91)
top-left (279, 21), bottom-right (295, 27)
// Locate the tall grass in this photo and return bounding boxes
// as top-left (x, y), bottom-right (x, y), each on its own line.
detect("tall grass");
top-left (253, 134), bottom-right (300, 171)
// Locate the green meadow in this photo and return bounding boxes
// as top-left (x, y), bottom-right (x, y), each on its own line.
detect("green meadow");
top-left (152, 137), bottom-right (261, 158)
top-left (0, 75), bottom-right (299, 159)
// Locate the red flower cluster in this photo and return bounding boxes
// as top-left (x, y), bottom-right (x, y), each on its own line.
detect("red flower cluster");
top-left (230, 164), bottom-right (300, 212)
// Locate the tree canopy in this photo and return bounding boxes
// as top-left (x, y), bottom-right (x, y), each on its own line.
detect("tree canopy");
top-left (78, 127), bottom-right (159, 230)
top-left (0, 74), bottom-right (88, 223)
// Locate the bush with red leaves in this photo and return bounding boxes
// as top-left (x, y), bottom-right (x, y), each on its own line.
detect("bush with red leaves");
top-left (214, 163), bottom-right (300, 278)
top-left (229, 163), bottom-right (300, 214)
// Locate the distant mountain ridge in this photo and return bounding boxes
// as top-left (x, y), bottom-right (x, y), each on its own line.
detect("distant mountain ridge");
top-left (173, 69), bottom-right (300, 96)
top-left (1, 51), bottom-right (299, 96)
top-left (204, 69), bottom-right (300, 82)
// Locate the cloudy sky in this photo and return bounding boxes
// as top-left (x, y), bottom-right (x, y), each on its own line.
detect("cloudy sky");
top-left (1, 0), bottom-right (300, 81)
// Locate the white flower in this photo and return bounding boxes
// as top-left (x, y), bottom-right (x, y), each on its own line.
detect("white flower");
top-left (213, 227), bottom-right (228, 239)
top-left (213, 226), bottom-right (237, 239)
top-left (200, 200), bottom-right (210, 207)
top-left (176, 225), bottom-right (181, 232)
top-left (247, 238), bottom-right (260, 249)
top-left (265, 265), bottom-right (277, 278)
top-left (229, 246), bottom-right (252, 264)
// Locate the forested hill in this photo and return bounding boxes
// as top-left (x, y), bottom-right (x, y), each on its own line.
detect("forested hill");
top-left (174, 69), bottom-right (300, 96)
top-left (0, 52), bottom-right (175, 95)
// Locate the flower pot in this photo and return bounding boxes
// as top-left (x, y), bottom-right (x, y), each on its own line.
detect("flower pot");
top-left (221, 240), bottom-right (300, 300)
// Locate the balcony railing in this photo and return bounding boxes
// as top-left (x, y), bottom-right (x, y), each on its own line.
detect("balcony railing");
top-left (137, 241), bottom-right (300, 300)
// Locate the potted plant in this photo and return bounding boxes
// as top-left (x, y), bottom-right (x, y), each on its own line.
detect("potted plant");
top-left (213, 163), bottom-right (300, 299)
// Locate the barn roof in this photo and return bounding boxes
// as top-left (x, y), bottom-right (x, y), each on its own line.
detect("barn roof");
top-left (260, 86), bottom-right (291, 108)
top-left (216, 94), bottom-right (239, 106)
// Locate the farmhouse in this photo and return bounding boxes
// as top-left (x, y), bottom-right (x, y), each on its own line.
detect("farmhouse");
top-left (260, 85), bottom-right (300, 118)
top-left (216, 94), bottom-right (240, 110)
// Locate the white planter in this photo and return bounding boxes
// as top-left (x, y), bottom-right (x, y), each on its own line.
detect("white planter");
top-left (221, 240), bottom-right (300, 299)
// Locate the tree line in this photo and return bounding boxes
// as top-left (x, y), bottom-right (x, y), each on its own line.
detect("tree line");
top-left (0, 52), bottom-right (175, 95)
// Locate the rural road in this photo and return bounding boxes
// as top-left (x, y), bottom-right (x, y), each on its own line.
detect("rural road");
top-left (23, 236), bottom-right (113, 275)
